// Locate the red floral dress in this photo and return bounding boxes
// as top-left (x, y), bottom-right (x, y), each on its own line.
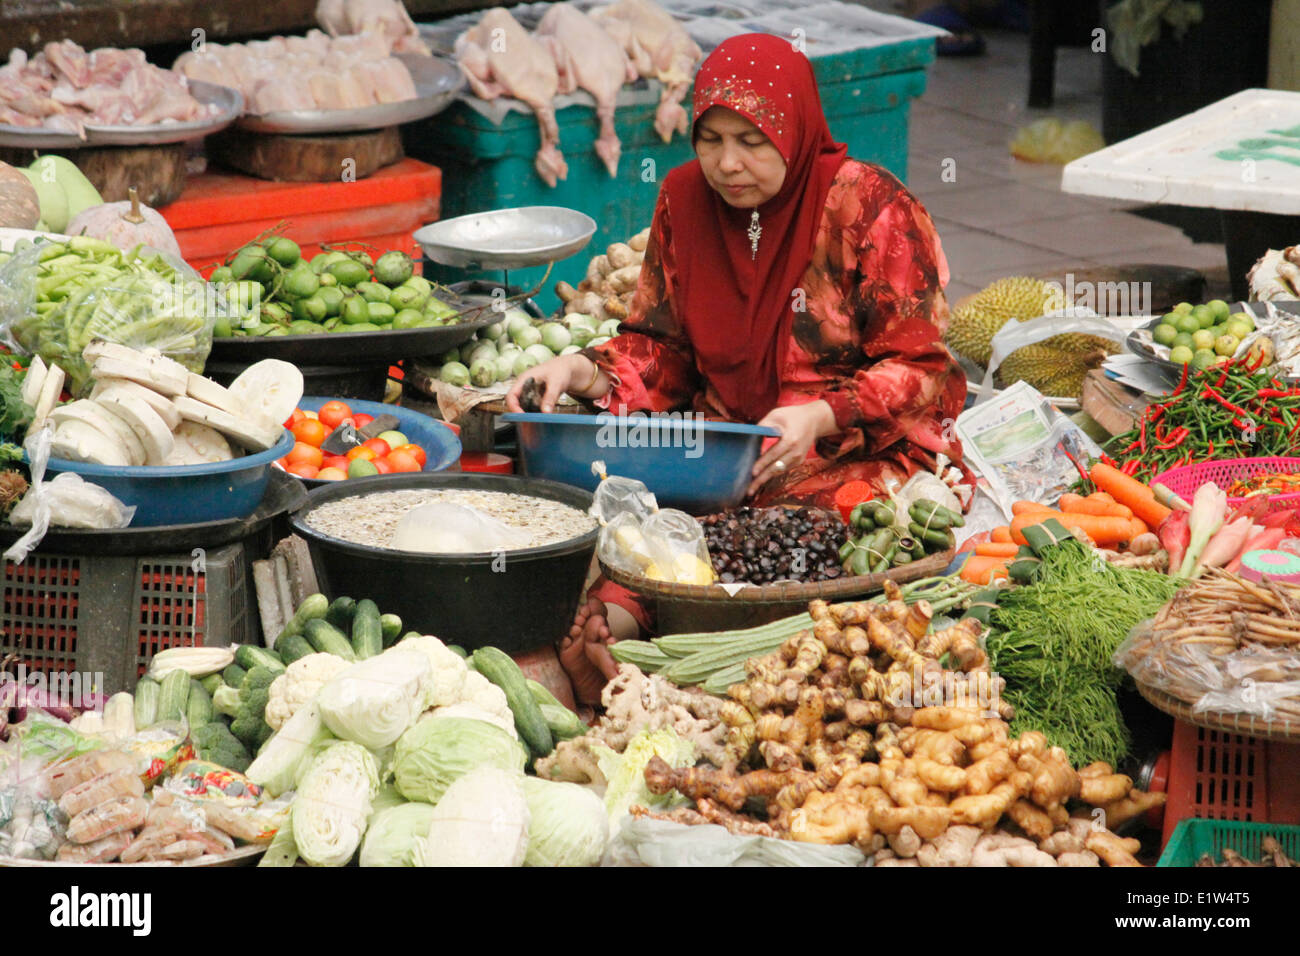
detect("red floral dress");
top-left (589, 159), bottom-right (967, 511)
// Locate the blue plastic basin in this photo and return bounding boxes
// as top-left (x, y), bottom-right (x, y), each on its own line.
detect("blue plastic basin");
top-left (501, 412), bottom-right (779, 514)
top-left (291, 397), bottom-right (462, 486)
top-left (42, 429), bottom-right (295, 527)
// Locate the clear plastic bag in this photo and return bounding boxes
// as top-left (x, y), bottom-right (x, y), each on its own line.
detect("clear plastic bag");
top-left (590, 463), bottom-right (714, 585)
top-left (602, 815), bottom-right (865, 867)
top-left (0, 241), bottom-right (218, 395)
top-left (589, 461), bottom-right (657, 525)
top-left (390, 502), bottom-right (532, 553)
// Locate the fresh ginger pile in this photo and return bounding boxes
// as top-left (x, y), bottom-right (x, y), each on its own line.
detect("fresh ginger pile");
top-left (634, 580), bottom-right (1165, 866)
top-left (554, 228), bottom-right (648, 324)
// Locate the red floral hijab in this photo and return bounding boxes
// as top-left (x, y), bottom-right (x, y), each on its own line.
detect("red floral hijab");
top-left (664, 33), bottom-right (847, 421)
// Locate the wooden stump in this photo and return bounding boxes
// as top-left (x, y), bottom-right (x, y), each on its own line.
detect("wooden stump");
top-left (0, 142), bottom-right (189, 206)
top-left (206, 127), bottom-right (404, 182)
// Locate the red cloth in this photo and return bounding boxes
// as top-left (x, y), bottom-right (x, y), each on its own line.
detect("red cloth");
top-left (664, 33), bottom-right (847, 422)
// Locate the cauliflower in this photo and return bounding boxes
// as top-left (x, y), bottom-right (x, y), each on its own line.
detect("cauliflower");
top-left (265, 653), bottom-right (352, 731)
top-left (459, 671), bottom-right (512, 723)
top-left (388, 635), bottom-right (468, 707)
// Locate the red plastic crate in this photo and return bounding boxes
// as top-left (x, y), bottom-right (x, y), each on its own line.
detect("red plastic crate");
top-left (1162, 719), bottom-right (1300, 848)
top-left (158, 158), bottom-right (441, 274)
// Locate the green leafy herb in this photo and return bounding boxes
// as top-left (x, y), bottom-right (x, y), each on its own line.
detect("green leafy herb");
top-left (0, 365), bottom-right (29, 441)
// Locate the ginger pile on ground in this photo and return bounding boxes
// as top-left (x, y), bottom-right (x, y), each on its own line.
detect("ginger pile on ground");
top-left (635, 582), bottom-right (1165, 865)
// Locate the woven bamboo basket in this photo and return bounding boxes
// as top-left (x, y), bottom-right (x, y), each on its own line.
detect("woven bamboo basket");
top-left (1135, 680), bottom-right (1300, 744)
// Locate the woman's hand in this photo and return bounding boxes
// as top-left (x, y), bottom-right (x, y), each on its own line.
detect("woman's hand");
top-left (504, 353), bottom-right (607, 413)
top-left (747, 400), bottom-right (838, 497)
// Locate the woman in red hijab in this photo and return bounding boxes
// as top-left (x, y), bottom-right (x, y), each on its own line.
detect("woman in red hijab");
top-left (507, 34), bottom-right (965, 704)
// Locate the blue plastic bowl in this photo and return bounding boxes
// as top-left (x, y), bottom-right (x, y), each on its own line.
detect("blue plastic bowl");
top-left (290, 397), bottom-right (462, 487)
top-left (501, 412), bottom-right (779, 514)
top-left (42, 429), bottom-right (295, 527)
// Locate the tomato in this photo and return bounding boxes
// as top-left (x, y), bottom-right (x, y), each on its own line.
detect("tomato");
top-left (287, 441), bottom-right (324, 468)
top-left (316, 467), bottom-right (347, 481)
top-left (371, 457), bottom-right (394, 474)
top-left (287, 462), bottom-right (319, 480)
top-left (291, 418), bottom-right (328, 447)
top-left (346, 445), bottom-right (377, 462)
top-left (386, 450), bottom-right (421, 473)
top-left (318, 400), bottom-right (353, 430)
top-left (302, 410), bottom-right (318, 420)
top-left (352, 413), bottom-right (375, 429)
top-left (285, 408), bottom-right (306, 428)
top-left (362, 437), bottom-right (391, 458)
top-left (321, 454), bottom-right (349, 472)
top-left (394, 443), bottom-right (426, 468)
top-left (348, 458), bottom-right (379, 479)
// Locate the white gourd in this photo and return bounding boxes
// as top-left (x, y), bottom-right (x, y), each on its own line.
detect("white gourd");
top-left (66, 187), bottom-right (182, 258)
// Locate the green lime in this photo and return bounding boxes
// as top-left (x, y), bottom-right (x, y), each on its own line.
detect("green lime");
top-left (1214, 334), bottom-right (1239, 356)
top-left (1173, 301), bottom-right (1194, 314)
top-left (1175, 315), bottom-right (1201, 335)
top-left (1191, 305), bottom-right (1216, 328)
top-left (1169, 345), bottom-right (1194, 365)
top-left (1173, 332), bottom-right (1195, 349)
top-left (1153, 323), bottom-right (1178, 346)
top-left (1192, 329), bottom-right (1216, 350)
top-left (1192, 348), bottom-right (1217, 370)
top-left (348, 459), bottom-right (379, 478)
top-left (1208, 299), bottom-right (1230, 321)
top-left (1225, 318), bottom-right (1251, 339)
top-left (1230, 311), bottom-right (1256, 332)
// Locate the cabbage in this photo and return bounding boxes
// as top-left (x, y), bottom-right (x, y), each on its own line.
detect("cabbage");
top-left (428, 702), bottom-right (518, 740)
top-left (360, 802), bottom-right (438, 867)
top-left (245, 701), bottom-right (334, 797)
top-left (389, 636), bottom-right (468, 707)
top-left (369, 782), bottom-right (406, 817)
top-left (316, 649), bottom-right (432, 750)
top-left (291, 741), bottom-right (379, 867)
top-left (522, 777), bottom-right (608, 867)
top-left (416, 767), bottom-right (529, 867)
top-left (393, 716), bottom-right (526, 804)
top-left (595, 728), bottom-right (696, 824)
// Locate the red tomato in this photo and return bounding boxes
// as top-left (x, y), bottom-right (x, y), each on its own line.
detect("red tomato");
top-left (371, 457), bottom-right (394, 475)
top-left (386, 450), bottom-right (421, 473)
top-left (352, 413), bottom-right (375, 429)
top-left (316, 467), bottom-right (347, 481)
top-left (321, 454), bottom-right (349, 472)
top-left (394, 443), bottom-right (426, 468)
top-left (287, 442), bottom-right (324, 468)
top-left (285, 408), bottom-right (306, 428)
top-left (362, 438), bottom-right (391, 458)
top-left (287, 462), bottom-right (319, 479)
top-left (318, 400), bottom-right (353, 430)
top-left (291, 418), bottom-right (327, 447)
top-left (346, 446), bottom-right (377, 462)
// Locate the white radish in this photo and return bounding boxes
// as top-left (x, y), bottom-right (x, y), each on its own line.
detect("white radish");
top-left (227, 360), bottom-right (303, 429)
top-left (30, 362), bottom-right (66, 434)
top-left (165, 422), bottom-right (233, 465)
top-left (185, 372), bottom-right (243, 417)
top-left (20, 356), bottom-right (47, 409)
top-left (91, 402), bottom-right (149, 466)
top-left (50, 401), bottom-right (145, 467)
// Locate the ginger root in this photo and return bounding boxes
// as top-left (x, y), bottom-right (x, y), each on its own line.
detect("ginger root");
top-left (916, 825), bottom-right (982, 867)
top-left (1085, 827), bottom-right (1143, 867)
top-left (970, 831), bottom-right (1058, 867)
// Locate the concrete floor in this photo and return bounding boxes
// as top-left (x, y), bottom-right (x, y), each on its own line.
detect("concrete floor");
top-left (896, 27), bottom-right (1230, 305)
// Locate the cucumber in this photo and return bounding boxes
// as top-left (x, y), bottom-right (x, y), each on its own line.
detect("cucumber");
top-left (324, 596), bottom-right (357, 630)
top-left (199, 673), bottom-right (224, 696)
top-left (134, 677), bottom-right (160, 728)
top-left (538, 703), bottom-right (586, 741)
top-left (222, 662), bottom-right (247, 688)
top-left (278, 634), bottom-right (316, 666)
top-left (446, 644), bottom-right (468, 659)
top-left (157, 669), bottom-right (191, 724)
top-left (235, 644), bottom-right (285, 676)
top-left (186, 680), bottom-right (213, 728)
top-left (303, 619), bottom-right (357, 661)
top-left (472, 647), bottom-right (553, 758)
top-left (350, 599), bottom-right (383, 660)
top-left (379, 613), bottom-right (403, 647)
top-left (276, 592), bottom-right (329, 646)
top-left (525, 678), bottom-right (566, 711)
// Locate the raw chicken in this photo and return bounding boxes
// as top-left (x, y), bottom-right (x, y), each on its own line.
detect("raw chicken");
top-left (536, 3), bottom-right (637, 177)
top-left (316, 0), bottom-right (432, 56)
top-left (456, 8), bottom-right (568, 187)
top-left (589, 0), bottom-right (702, 142)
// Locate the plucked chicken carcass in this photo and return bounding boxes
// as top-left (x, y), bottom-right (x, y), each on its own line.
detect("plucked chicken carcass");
top-left (536, 3), bottom-right (637, 178)
top-left (589, 0), bottom-right (701, 142)
top-left (316, 0), bottom-right (432, 56)
top-left (456, 8), bottom-right (568, 187)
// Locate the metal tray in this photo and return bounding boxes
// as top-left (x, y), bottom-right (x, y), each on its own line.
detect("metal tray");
top-left (0, 844), bottom-right (265, 867)
top-left (0, 80), bottom-right (243, 149)
top-left (1124, 301), bottom-right (1300, 384)
top-left (236, 54), bottom-right (464, 135)
top-left (415, 206), bottom-right (597, 270)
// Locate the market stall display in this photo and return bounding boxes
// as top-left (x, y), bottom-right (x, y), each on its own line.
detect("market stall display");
top-left (4, 156), bottom-right (102, 234)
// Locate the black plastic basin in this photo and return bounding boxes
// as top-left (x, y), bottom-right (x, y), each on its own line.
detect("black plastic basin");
top-left (290, 472), bottom-right (597, 653)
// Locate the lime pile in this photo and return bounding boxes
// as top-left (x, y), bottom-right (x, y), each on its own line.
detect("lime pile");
top-left (1151, 300), bottom-right (1254, 370)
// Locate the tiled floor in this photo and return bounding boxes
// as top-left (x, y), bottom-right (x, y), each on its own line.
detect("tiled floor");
top-left (892, 27), bottom-right (1230, 305)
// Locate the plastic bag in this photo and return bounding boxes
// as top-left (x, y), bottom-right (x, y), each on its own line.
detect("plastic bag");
top-left (1009, 118), bottom-right (1105, 164)
top-left (602, 815), bottom-right (865, 867)
top-left (589, 461), bottom-right (657, 524)
top-left (390, 502), bottom-right (532, 553)
top-left (590, 463), bottom-right (714, 585)
top-left (0, 241), bottom-right (219, 395)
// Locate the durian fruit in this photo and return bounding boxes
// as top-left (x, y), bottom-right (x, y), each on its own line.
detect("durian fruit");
top-left (996, 338), bottom-right (1115, 398)
top-left (945, 276), bottom-right (1063, 367)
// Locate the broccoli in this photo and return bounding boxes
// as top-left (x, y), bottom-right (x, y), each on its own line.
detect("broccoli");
top-left (192, 721), bottom-right (252, 773)
top-left (212, 684), bottom-right (241, 719)
top-left (227, 666), bottom-right (278, 752)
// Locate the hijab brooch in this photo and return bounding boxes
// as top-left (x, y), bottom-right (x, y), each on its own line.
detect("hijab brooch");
top-left (747, 209), bottom-right (761, 260)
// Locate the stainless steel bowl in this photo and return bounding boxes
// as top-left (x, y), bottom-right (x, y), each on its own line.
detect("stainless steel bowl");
top-left (414, 206), bottom-right (598, 270)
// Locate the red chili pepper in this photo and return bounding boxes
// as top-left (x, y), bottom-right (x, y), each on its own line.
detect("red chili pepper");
top-left (1100, 453), bottom-right (1118, 468)
top-left (1216, 367), bottom-right (1230, 388)
top-left (1248, 352), bottom-right (1267, 374)
top-left (1201, 388), bottom-right (1251, 418)
top-left (1121, 459), bottom-right (1141, 477)
top-left (1208, 440), bottom-right (1215, 456)
top-left (1176, 362), bottom-right (1189, 393)
top-left (1139, 416), bottom-right (1148, 452)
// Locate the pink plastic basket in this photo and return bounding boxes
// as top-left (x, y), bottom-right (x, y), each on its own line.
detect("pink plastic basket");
top-left (1151, 457), bottom-right (1300, 516)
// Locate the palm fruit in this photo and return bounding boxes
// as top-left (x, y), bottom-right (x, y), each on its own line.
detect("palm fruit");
top-left (945, 276), bottom-right (1061, 367)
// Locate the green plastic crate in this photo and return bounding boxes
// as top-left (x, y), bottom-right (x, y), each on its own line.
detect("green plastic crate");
top-left (405, 43), bottom-right (933, 313)
top-left (1157, 819), bottom-right (1300, 867)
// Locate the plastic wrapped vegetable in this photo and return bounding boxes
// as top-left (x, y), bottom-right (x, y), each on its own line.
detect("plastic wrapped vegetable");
top-left (245, 700), bottom-right (334, 798)
top-left (316, 647), bottom-right (432, 750)
top-left (392, 716), bottom-right (526, 805)
top-left (359, 802), bottom-right (438, 868)
top-left (291, 741), bottom-right (379, 867)
top-left (415, 767), bottom-right (529, 868)
top-left (522, 777), bottom-right (608, 867)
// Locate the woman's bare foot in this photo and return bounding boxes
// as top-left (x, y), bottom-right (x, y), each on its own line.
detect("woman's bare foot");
top-left (558, 597), bottom-right (614, 706)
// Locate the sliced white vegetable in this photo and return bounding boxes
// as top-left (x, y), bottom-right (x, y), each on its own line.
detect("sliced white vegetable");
top-left (20, 356), bottom-right (47, 409)
top-left (90, 379), bottom-right (183, 430)
top-left (165, 421), bottom-right (233, 465)
top-left (90, 402), bottom-right (149, 466)
top-left (30, 362), bottom-right (66, 434)
top-left (172, 396), bottom-right (283, 453)
top-left (185, 372), bottom-right (243, 417)
top-left (94, 392), bottom-right (174, 465)
top-left (50, 419), bottom-right (131, 467)
top-left (50, 400), bottom-right (145, 466)
top-left (88, 352), bottom-right (188, 397)
top-left (227, 360), bottom-right (303, 429)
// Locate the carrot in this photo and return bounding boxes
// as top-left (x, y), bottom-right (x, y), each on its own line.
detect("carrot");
top-left (960, 555), bottom-right (1009, 585)
top-left (974, 542), bottom-right (1021, 558)
top-left (1059, 494), bottom-right (1134, 520)
top-left (1087, 491), bottom-right (1118, 505)
top-left (1089, 462), bottom-right (1172, 531)
top-left (1012, 500), bottom-right (1056, 516)
top-left (991, 526), bottom-right (1014, 544)
top-left (1011, 510), bottom-right (1144, 547)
